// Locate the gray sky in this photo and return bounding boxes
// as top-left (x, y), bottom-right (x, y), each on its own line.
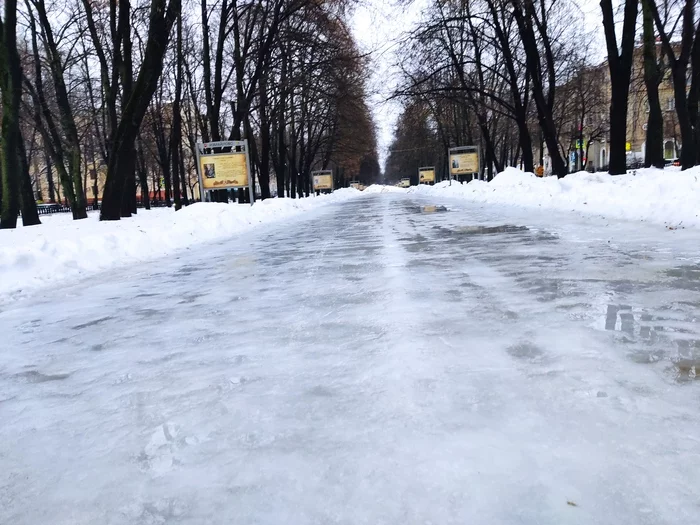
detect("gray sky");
top-left (351, 0), bottom-right (426, 168)
top-left (350, 0), bottom-right (606, 170)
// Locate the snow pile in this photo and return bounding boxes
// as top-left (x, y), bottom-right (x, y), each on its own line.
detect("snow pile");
top-left (408, 167), bottom-right (700, 228)
top-left (363, 184), bottom-right (408, 194)
top-left (0, 189), bottom-right (361, 299)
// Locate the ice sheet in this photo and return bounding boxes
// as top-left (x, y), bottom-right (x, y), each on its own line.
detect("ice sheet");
top-left (2, 194), bottom-right (700, 524)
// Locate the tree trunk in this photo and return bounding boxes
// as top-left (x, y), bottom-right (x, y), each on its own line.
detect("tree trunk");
top-left (601, 0), bottom-right (639, 175)
top-left (290, 166), bottom-right (297, 199)
top-left (478, 117), bottom-right (502, 175)
top-left (120, 154), bottom-right (137, 216)
top-left (608, 83), bottom-right (632, 174)
top-left (690, 28), bottom-right (700, 165)
top-left (171, 7), bottom-right (183, 211)
top-left (139, 171), bottom-right (150, 209)
top-left (648, 0), bottom-right (700, 169)
top-left (18, 134), bottom-right (41, 225)
top-left (276, 53), bottom-right (288, 198)
top-left (179, 141), bottom-right (188, 205)
top-left (578, 119), bottom-right (585, 172)
top-left (672, 67), bottom-right (696, 169)
top-left (45, 149), bottom-right (55, 202)
top-left (258, 72), bottom-right (271, 199)
top-left (487, 1), bottom-right (534, 172)
top-left (68, 147), bottom-right (88, 219)
top-left (642, 0), bottom-right (665, 169)
top-left (152, 112), bottom-right (172, 207)
top-left (511, 0), bottom-right (567, 178)
top-left (136, 142), bottom-right (150, 210)
top-left (0, 0), bottom-right (22, 228)
top-left (517, 118), bottom-right (535, 173)
top-left (243, 115), bottom-right (259, 200)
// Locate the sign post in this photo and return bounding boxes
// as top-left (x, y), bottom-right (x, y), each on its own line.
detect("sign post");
top-left (311, 170), bottom-right (333, 194)
top-left (418, 166), bottom-right (436, 185)
top-left (195, 140), bottom-right (254, 204)
top-left (449, 146), bottom-right (481, 182)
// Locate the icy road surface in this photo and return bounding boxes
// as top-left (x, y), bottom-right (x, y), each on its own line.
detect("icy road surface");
top-left (2, 194), bottom-right (700, 524)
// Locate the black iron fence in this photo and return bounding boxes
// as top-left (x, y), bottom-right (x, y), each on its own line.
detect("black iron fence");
top-left (34, 200), bottom-right (176, 216)
top-left (36, 203), bottom-right (73, 215)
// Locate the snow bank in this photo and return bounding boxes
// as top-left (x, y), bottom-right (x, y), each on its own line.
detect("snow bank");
top-left (363, 184), bottom-right (408, 194)
top-left (0, 189), bottom-right (360, 299)
top-left (407, 167), bottom-right (700, 229)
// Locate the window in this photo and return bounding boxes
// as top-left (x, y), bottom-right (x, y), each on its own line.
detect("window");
top-left (667, 97), bottom-right (675, 111)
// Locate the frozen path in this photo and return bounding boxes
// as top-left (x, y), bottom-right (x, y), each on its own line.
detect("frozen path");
top-left (2, 194), bottom-right (700, 524)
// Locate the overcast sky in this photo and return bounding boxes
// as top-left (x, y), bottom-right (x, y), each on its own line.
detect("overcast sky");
top-left (350, 0), bottom-right (606, 169)
top-left (350, 0), bottom-right (424, 169)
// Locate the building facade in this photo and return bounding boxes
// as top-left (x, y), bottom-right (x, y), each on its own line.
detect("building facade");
top-left (540, 44), bottom-right (681, 175)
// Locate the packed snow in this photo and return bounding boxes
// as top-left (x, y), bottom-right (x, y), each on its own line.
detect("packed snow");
top-left (363, 184), bottom-right (408, 193)
top-left (0, 189), bottom-right (360, 300)
top-left (389, 167), bottom-right (700, 229)
top-left (2, 194), bottom-right (700, 524)
top-left (6, 166), bottom-right (693, 302)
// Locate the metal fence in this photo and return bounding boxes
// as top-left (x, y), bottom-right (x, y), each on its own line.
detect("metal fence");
top-left (36, 204), bottom-right (73, 216)
top-left (34, 200), bottom-right (176, 216)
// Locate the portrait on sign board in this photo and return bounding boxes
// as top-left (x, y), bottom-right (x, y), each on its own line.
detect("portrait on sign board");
top-left (199, 153), bottom-right (249, 189)
top-left (419, 168), bottom-right (435, 183)
top-left (312, 172), bottom-right (333, 190)
top-left (450, 152), bottom-right (479, 175)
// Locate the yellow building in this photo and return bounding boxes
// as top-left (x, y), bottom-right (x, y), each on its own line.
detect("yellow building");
top-left (541, 44), bottom-right (681, 173)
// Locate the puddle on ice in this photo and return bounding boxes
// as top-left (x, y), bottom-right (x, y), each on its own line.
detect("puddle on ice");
top-left (456, 225), bottom-right (529, 235)
top-left (666, 265), bottom-right (700, 279)
top-left (436, 224), bottom-right (529, 236)
top-left (605, 304), bottom-right (700, 381)
top-left (673, 359), bottom-right (700, 381)
top-left (15, 370), bottom-right (71, 383)
top-left (419, 205), bottom-right (448, 213)
top-left (665, 264), bottom-right (700, 291)
top-left (507, 342), bottom-right (546, 360)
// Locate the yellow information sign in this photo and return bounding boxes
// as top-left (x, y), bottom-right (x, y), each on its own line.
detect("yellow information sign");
top-left (200, 153), bottom-right (248, 190)
top-left (418, 168), bottom-right (435, 183)
top-left (450, 152), bottom-right (479, 175)
top-left (313, 172), bottom-right (333, 190)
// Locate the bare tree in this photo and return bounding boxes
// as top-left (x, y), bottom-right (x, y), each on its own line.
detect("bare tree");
top-left (25, 0), bottom-right (88, 219)
top-left (89, 0), bottom-right (181, 220)
top-left (648, 0), bottom-right (700, 169)
top-left (0, 0), bottom-right (40, 228)
top-left (600, 0), bottom-right (639, 175)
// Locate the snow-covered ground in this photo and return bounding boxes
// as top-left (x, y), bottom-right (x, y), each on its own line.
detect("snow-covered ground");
top-left (388, 167), bottom-right (700, 229)
top-left (0, 189), bottom-right (359, 300)
top-left (6, 167), bottom-right (693, 302)
top-left (1, 193), bottom-right (699, 524)
top-left (364, 184), bottom-right (408, 193)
